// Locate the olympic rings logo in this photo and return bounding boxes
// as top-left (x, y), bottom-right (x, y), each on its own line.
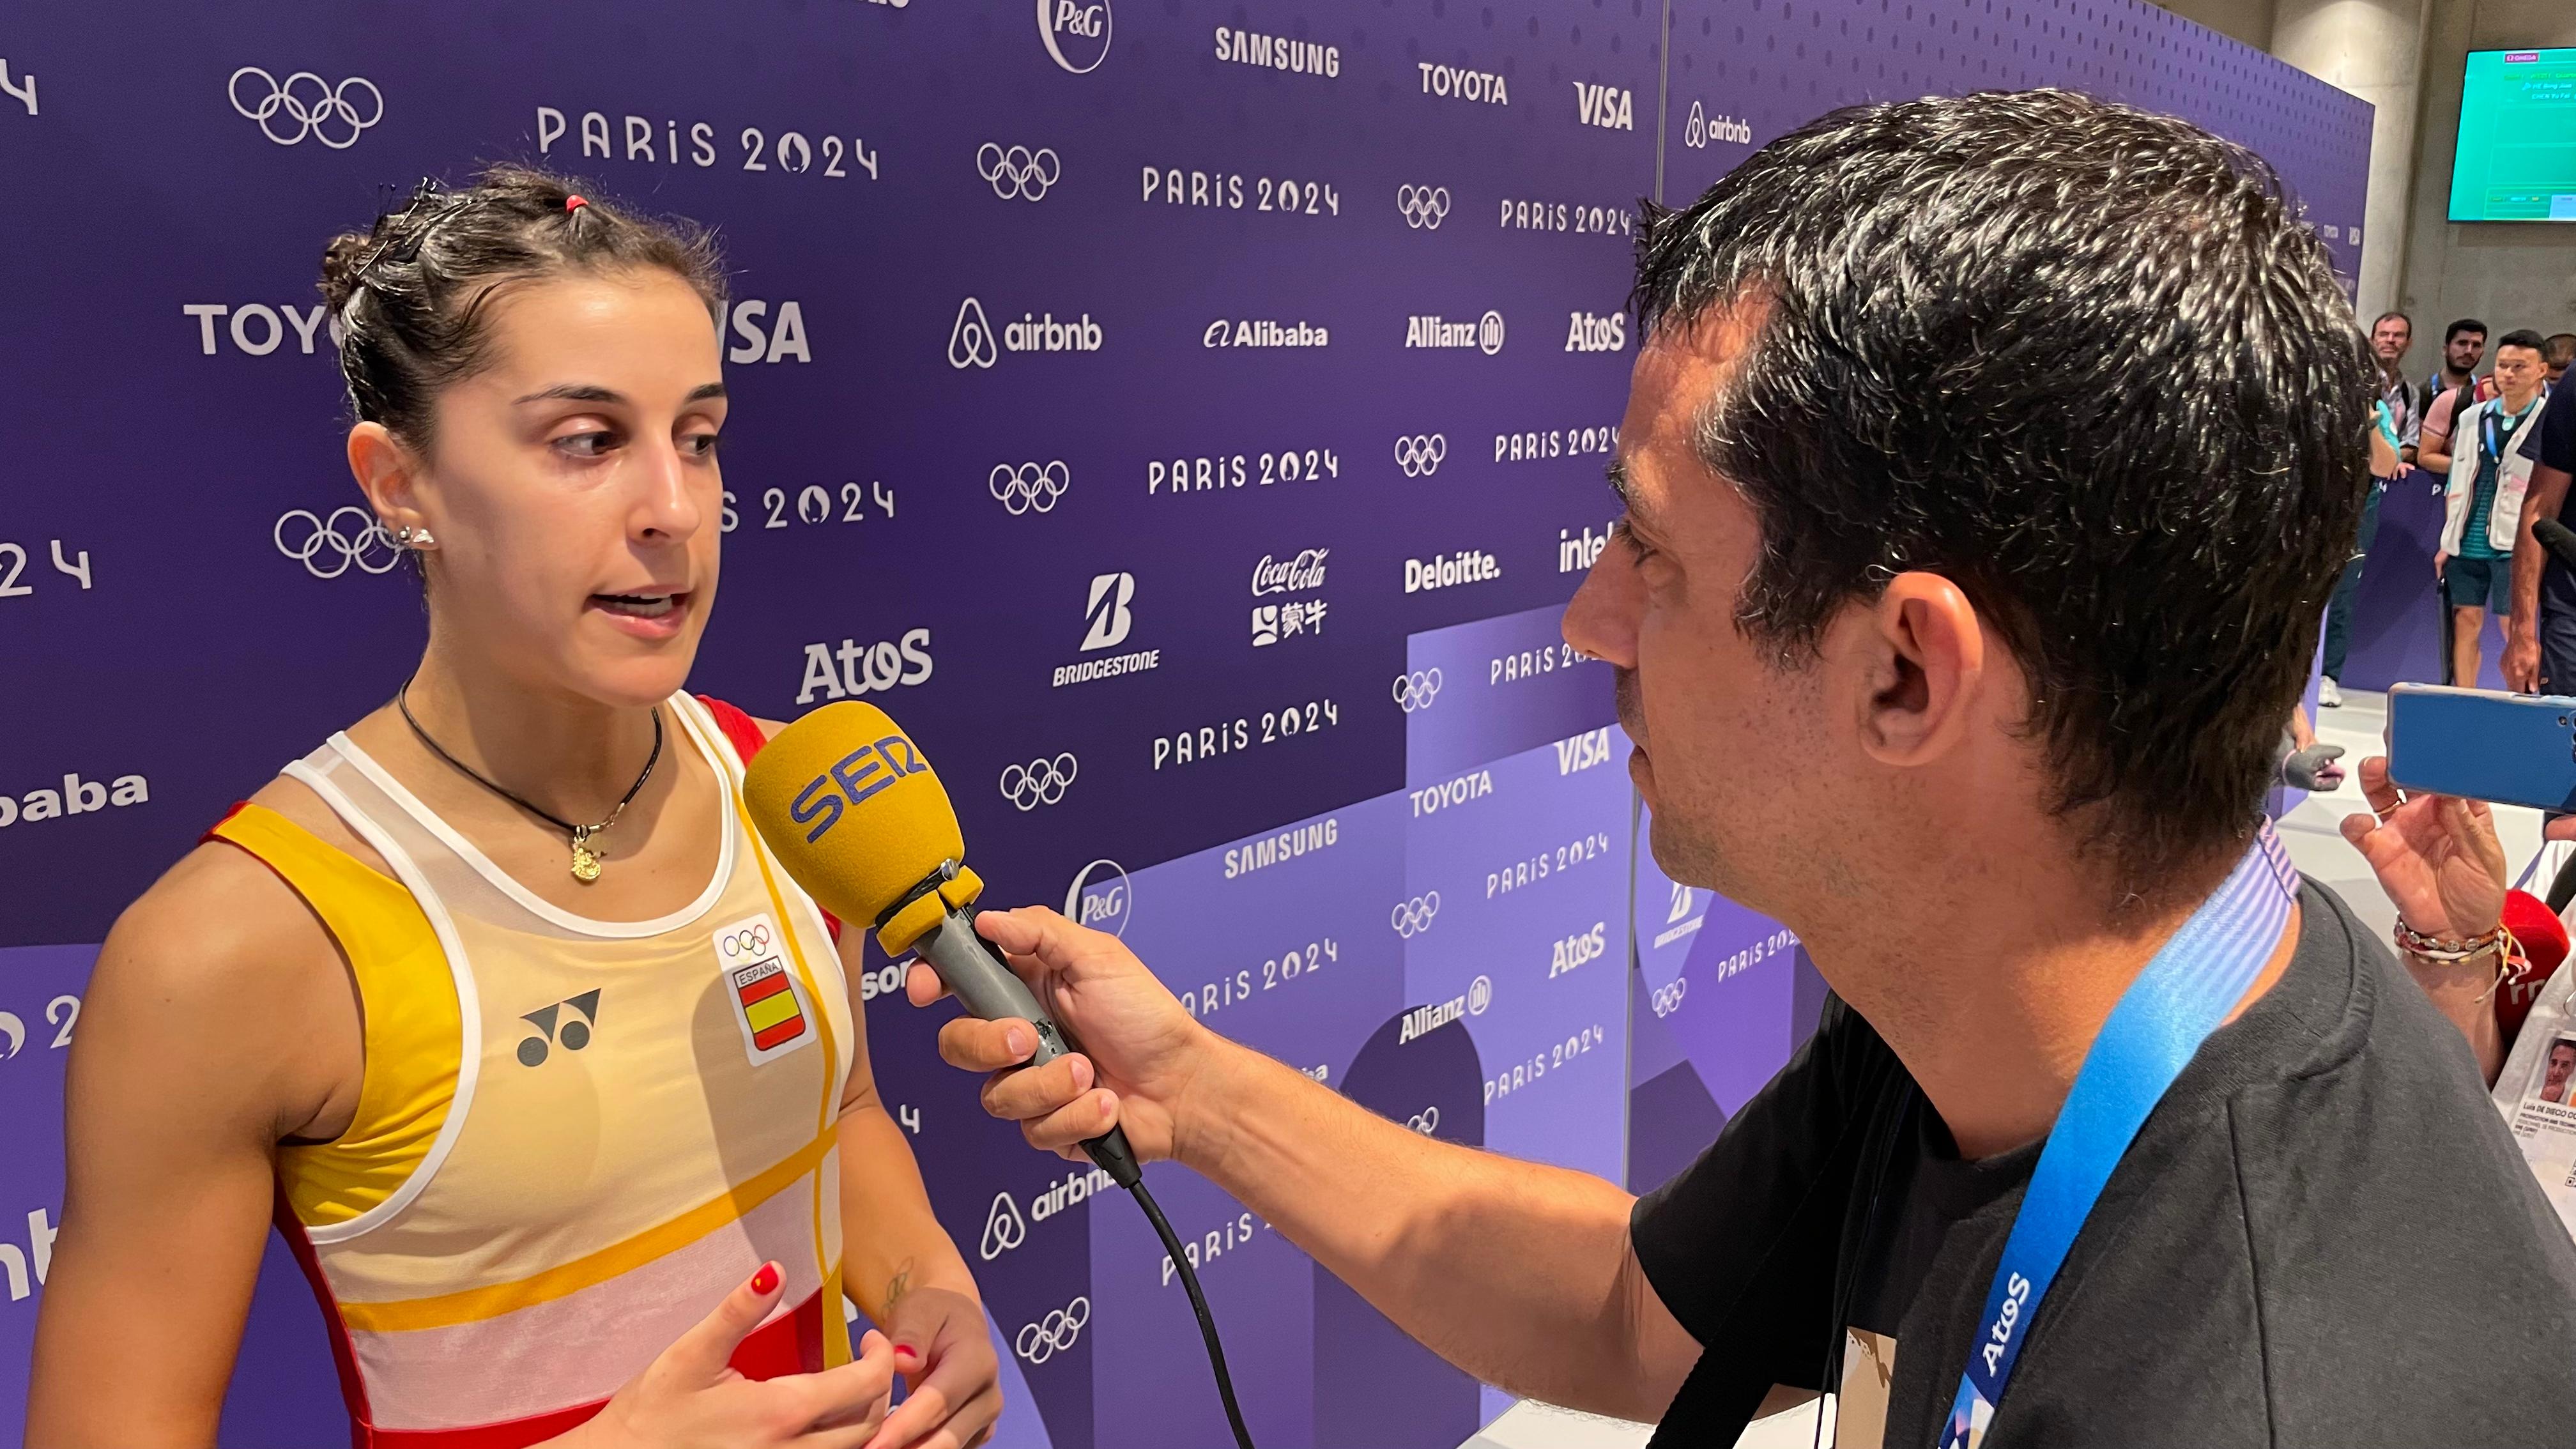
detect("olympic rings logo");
top-left (1015, 1296), bottom-right (1091, 1365)
top-left (229, 68), bottom-right (383, 149)
top-left (719, 924), bottom-right (773, 959)
top-left (1000, 754), bottom-right (1079, 810)
top-left (1397, 184), bottom-right (1451, 230)
top-left (1392, 433), bottom-right (1447, 478)
top-left (1392, 668), bottom-right (1443, 714)
top-left (1390, 891), bottom-right (1441, 938)
top-left (275, 507), bottom-right (402, 579)
top-left (990, 461), bottom-right (1071, 515)
top-left (1406, 1106), bottom-right (1441, 1135)
top-left (977, 142), bottom-right (1061, 201)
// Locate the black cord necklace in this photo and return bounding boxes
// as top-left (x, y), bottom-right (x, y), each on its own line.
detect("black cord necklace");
top-left (397, 680), bottom-right (663, 884)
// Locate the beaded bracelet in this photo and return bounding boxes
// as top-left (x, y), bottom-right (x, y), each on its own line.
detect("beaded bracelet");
top-left (2393, 920), bottom-right (2518, 1002)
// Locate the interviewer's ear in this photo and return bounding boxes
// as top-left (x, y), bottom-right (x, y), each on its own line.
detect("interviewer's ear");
top-left (1848, 571), bottom-right (1985, 767)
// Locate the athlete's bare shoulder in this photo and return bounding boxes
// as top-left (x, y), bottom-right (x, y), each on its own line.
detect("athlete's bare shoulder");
top-left (92, 775), bottom-right (369, 1141)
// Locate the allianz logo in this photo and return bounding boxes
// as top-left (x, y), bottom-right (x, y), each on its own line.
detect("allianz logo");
top-left (1565, 311), bottom-right (1627, 353)
top-left (979, 1167), bottom-right (1115, 1260)
top-left (2, 1208), bottom-right (57, 1305)
top-left (1397, 974), bottom-right (1489, 1043)
top-left (949, 298), bottom-right (1101, 369)
top-left (1406, 310), bottom-right (1505, 355)
top-left (1574, 82), bottom-right (1635, 131)
top-left (0, 772), bottom-right (149, 830)
top-left (794, 627), bottom-right (932, 705)
top-left (1419, 61), bottom-right (1506, 103)
top-left (1250, 548), bottom-right (1328, 597)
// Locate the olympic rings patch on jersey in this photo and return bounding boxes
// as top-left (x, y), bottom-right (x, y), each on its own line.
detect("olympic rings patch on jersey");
top-left (714, 912), bottom-right (815, 1066)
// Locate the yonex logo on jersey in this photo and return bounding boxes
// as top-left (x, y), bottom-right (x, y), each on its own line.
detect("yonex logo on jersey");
top-left (714, 913), bottom-right (815, 1066)
top-left (517, 988), bottom-right (601, 1068)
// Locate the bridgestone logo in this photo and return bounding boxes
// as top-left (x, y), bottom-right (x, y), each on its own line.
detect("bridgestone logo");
top-left (1053, 650), bottom-right (1161, 687)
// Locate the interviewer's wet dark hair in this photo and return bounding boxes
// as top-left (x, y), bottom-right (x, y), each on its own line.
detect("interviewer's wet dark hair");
top-left (1631, 89), bottom-right (2372, 896)
top-left (320, 164), bottom-right (726, 448)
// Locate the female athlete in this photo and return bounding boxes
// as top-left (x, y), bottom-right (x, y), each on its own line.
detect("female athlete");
top-left (27, 167), bottom-right (999, 1449)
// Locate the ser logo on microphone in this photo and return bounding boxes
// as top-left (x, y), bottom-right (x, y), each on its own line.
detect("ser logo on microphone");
top-left (786, 735), bottom-right (929, 843)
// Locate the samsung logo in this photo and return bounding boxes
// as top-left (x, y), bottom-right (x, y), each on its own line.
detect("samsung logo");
top-left (1223, 817), bottom-right (1340, 878)
top-left (1215, 26), bottom-right (1340, 77)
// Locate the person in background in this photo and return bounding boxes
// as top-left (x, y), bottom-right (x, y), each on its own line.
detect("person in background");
top-left (2320, 312), bottom-right (2421, 707)
top-left (2506, 332), bottom-right (2576, 693)
top-left (2428, 317), bottom-right (2489, 409)
top-left (2435, 330), bottom-right (2551, 688)
top-left (2545, 333), bottom-right (2574, 393)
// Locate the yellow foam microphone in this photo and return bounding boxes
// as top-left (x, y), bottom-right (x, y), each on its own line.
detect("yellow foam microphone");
top-left (740, 700), bottom-right (1141, 1185)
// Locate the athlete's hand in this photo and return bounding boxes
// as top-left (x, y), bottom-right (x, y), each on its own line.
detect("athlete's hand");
top-left (907, 906), bottom-right (1222, 1165)
top-left (868, 1285), bottom-right (1000, 1449)
top-left (567, 1262), bottom-right (896, 1449)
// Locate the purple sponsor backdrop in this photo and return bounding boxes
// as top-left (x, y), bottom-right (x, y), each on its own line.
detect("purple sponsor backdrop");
top-left (0, 2), bottom-right (2366, 1446)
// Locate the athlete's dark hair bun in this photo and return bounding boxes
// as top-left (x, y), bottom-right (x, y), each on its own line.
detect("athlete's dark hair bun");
top-left (318, 164), bottom-right (726, 447)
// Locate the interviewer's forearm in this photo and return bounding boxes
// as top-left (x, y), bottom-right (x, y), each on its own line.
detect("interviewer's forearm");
top-left (1171, 1037), bottom-right (1658, 1414)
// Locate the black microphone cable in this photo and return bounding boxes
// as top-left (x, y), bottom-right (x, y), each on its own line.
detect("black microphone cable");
top-left (1114, 1166), bottom-right (1259, 1449)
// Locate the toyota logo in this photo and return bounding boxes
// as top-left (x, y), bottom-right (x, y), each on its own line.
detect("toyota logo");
top-left (229, 68), bottom-right (382, 149)
top-left (1015, 1296), bottom-right (1092, 1365)
top-left (1391, 893), bottom-right (1441, 938)
top-left (1000, 753), bottom-right (1079, 810)
top-left (1477, 310), bottom-right (1506, 356)
top-left (275, 507), bottom-right (402, 579)
top-left (1397, 184), bottom-right (1451, 230)
top-left (1392, 668), bottom-right (1443, 713)
top-left (1393, 433), bottom-right (1447, 478)
top-left (990, 461), bottom-right (1071, 515)
top-left (977, 142), bottom-right (1061, 201)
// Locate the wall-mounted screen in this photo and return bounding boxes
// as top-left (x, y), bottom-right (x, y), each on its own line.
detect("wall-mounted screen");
top-left (2450, 48), bottom-right (2576, 222)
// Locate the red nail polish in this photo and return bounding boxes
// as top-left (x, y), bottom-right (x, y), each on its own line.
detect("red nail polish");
top-left (894, 1342), bottom-right (919, 1361)
top-left (750, 1262), bottom-right (779, 1295)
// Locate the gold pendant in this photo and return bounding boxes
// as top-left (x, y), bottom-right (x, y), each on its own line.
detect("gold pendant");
top-left (570, 835), bottom-right (602, 883)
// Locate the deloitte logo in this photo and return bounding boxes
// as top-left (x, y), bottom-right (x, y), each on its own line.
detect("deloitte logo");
top-left (1066, 857), bottom-right (1132, 936)
top-left (1038, 0), bottom-right (1112, 73)
top-left (949, 297), bottom-right (1100, 369)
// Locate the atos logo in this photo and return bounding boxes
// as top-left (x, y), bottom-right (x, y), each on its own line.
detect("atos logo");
top-left (1065, 858), bottom-right (1133, 937)
top-left (786, 735), bottom-right (930, 843)
top-left (517, 988), bottom-right (601, 1068)
top-left (727, 301), bottom-right (811, 363)
top-left (1565, 311), bottom-right (1627, 353)
top-left (795, 627), bottom-right (933, 705)
top-left (1038, 0), bottom-right (1112, 74)
top-left (1574, 82), bottom-right (1634, 130)
top-left (1082, 572), bottom-right (1135, 650)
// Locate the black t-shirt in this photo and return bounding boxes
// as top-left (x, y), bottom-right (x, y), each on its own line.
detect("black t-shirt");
top-left (2520, 391), bottom-right (2576, 607)
top-left (1631, 881), bottom-right (2576, 1448)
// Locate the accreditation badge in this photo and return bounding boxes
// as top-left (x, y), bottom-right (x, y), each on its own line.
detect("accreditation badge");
top-left (713, 912), bottom-right (816, 1066)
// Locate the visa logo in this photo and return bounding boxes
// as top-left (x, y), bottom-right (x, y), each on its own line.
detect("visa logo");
top-left (790, 734), bottom-right (928, 842)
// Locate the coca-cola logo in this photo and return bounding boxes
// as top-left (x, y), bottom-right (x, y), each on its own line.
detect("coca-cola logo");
top-left (1250, 547), bottom-right (1329, 597)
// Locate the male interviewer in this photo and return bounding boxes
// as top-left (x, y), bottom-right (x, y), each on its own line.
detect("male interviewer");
top-left (917, 93), bottom-right (2576, 1445)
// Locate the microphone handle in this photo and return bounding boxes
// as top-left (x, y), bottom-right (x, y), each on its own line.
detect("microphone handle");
top-left (914, 908), bottom-right (1143, 1187)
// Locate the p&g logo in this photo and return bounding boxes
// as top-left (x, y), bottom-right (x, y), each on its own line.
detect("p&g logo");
top-left (786, 735), bottom-right (929, 842)
top-left (1038, 0), bottom-right (1112, 74)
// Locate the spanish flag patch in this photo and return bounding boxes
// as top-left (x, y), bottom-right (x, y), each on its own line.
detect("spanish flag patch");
top-left (713, 912), bottom-right (814, 1066)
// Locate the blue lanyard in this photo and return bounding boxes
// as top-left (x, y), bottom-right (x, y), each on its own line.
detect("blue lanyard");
top-left (2483, 401), bottom-right (2533, 468)
top-left (1940, 826), bottom-right (2298, 1449)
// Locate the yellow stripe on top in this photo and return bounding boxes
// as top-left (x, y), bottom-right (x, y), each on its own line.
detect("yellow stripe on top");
top-left (337, 1131), bottom-right (836, 1333)
top-left (210, 804), bottom-right (463, 1227)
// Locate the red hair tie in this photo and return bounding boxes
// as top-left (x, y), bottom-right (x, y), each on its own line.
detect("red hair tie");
top-left (564, 195), bottom-right (589, 213)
